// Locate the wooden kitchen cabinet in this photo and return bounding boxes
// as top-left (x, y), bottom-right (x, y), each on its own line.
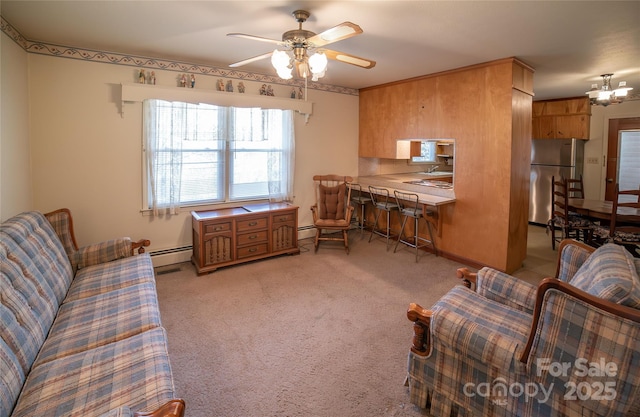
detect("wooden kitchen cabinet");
top-left (192, 202), bottom-right (299, 274)
top-left (532, 97), bottom-right (591, 139)
top-left (359, 81), bottom-right (418, 158)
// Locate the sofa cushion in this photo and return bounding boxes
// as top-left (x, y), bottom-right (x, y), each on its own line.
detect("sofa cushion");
top-left (35, 282), bottom-right (163, 366)
top-left (65, 254), bottom-right (155, 302)
top-left (0, 211), bottom-right (73, 304)
top-left (12, 328), bottom-right (176, 417)
top-left (0, 338), bottom-right (25, 417)
top-left (1, 251), bottom-right (58, 375)
top-left (570, 243), bottom-right (640, 308)
top-left (430, 285), bottom-right (532, 369)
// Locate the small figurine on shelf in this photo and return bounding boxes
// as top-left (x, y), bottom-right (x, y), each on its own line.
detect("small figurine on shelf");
top-left (297, 87), bottom-right (304, 100)
top-left (138, 69), bottom-right (146, 84)
top-left (149, 71), bottom-right (156, 85)
top-left (217, 79), bottom-right (225, 91)
top-left (226, 80), bottom-right (233, 92)
top-left (238, 82), bottom-right (246, 93)
top-left (290, 88), bottom-right (296, 99)
top-left (259, 84), bottom-right (267, 95)
top-left (180, 74), bottom-right (187, 87)
top-left (267, 85), bottom-right (274, 96)
top-left (190, 74), bottom-right (195, 88)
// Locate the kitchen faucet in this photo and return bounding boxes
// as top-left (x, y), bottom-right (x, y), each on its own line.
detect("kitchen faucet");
top-left (427, 166), bottom-right (440, 173)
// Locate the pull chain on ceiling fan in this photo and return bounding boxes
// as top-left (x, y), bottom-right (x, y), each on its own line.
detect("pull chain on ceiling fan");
top-left (227, 10), bottom-right (376, 81)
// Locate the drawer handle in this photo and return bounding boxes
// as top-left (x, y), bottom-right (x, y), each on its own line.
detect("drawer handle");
top-left (249, 248), bottom-right (257, 253)
top-left (279, 217), bottom-right (288, 221)
top-left (214, 226), bottom-right (224, 231)
top-left (249, 221), bottom-right (258, 226)
top-left (249, 235), bottom-right (257, 240)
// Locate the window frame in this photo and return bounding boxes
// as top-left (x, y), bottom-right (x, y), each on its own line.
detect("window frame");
top-left (142, 99), bottom-right (294, 212)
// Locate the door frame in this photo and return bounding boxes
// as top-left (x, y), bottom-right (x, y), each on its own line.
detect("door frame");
top-left (605, 117), bottom-right (640, 201)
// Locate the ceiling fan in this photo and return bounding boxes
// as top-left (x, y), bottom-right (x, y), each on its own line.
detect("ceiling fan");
top-left (227, 10), bottom-right (376, 81)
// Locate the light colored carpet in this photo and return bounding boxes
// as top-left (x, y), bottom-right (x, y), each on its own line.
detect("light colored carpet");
top-left (155, 229), bottom-right (551, 417)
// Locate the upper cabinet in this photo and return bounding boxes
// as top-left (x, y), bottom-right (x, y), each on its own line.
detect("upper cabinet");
top-left (359, 58), bottom-right (534, 158)
top-left (359, 82), bottom-right (418, 158)
top-left (532, 97), bottom-right (591, 139)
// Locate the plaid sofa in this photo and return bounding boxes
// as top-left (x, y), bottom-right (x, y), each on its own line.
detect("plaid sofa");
top-left (406, 239), bottom-right (640, 417)
top-left (1, 210), bottom-right (184, 417)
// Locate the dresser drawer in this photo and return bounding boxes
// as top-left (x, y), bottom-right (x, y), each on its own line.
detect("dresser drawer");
top-left (237, 243), bottom-right (268, 259)
top-left (203, 221), bottom-right (232, 235)
top-left (236, 216), bottom-right (268, 233)
top-left (236, 230), bottom-right (268, 247)
top-left (271, 211), bottom-right (295, 224)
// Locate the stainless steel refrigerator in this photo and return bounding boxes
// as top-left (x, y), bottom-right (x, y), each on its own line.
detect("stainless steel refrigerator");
top-left (529, 138), bottom-right (585, 225)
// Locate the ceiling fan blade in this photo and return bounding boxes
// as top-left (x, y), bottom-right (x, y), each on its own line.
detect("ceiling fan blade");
top-left (229, 52), bottom-right (273, 68)
top-left (227, 33), bottom-right (285, 46)
top-left (322, 49), bottom-right (376, 69)
top-left (307, 22), bottom-right (363, 47)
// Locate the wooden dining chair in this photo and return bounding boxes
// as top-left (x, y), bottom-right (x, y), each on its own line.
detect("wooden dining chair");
top-left (566, 175), bottom-right (585, 198)
top-left (608, 184), bottom-right (640, 256)
top-left (548, 176), bottom-right (593, 250)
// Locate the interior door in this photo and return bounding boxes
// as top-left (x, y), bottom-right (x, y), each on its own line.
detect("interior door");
top-left (605, 117), bottom-right (640, 200)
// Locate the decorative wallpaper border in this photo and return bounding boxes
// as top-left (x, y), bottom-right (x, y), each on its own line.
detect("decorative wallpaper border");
top-left (1, 16), bottom-right (359, 96)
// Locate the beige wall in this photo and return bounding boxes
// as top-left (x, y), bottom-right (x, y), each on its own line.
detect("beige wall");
top-left (584, 100), bottom-right (640, 199)
top-left (19, 52), bottom-right (358, 265)
top-left (1, 32), bottom-right (32, 221)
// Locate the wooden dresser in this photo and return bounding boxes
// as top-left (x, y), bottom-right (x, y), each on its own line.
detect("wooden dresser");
top-left (191, 202), bottom-right (299, 274)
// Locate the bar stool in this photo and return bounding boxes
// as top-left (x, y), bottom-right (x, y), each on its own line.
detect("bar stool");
top-left (350, 183), bottom-right (371, 237)
top-left (368, 186), bottom-right (399, 250)
top-left (393, 190), bottom-right (437, 262)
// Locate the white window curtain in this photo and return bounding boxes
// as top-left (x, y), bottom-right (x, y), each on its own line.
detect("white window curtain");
top-left (144, 99), bottom-right (182, 216)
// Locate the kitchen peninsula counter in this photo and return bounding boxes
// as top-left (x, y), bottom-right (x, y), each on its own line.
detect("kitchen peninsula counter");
top-left (354, 174), bottom-right (456, 237)
top-left (355, 174), bottom-right (456, 206)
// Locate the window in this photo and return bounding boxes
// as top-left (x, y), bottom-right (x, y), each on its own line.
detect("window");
top-left (144, 100), bottom-right (294, 214)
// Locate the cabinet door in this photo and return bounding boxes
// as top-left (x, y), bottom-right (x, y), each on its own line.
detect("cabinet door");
top-left (271, 210), bottom-right (297, 251)
top-left (556, 115), bottom-right (589, 139)
top-left (203, 233), bottom-right (233, 265)
top-left (416, 77), bottom-right (437, 138)
top-left (532, 116), bottom-right (555, 139)
top-left (359, 82), bottom-right (418, 158)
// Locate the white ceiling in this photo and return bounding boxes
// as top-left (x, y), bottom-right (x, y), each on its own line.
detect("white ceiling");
top-left (2, 1), bottom-right (639, 100)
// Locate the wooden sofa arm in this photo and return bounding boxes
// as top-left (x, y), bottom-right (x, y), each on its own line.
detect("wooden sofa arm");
top-left (132, 239), bottom-right (151, 254)
top-left (456, 267), bottom-right (477, 289)
top-left (134, 399), bottom-right (185, 417)
top-left (407, 303), bottom-right (433, 356)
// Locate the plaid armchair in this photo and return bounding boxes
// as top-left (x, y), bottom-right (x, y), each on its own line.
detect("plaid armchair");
top-left (406, 239), bottom-right (640, 417)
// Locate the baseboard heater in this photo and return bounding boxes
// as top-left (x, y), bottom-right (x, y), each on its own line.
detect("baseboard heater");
top-left (149, 223), bottom-right (352, 267)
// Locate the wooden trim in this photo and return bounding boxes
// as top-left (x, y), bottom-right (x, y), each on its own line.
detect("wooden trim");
top-left (360, 57), bottom-right (532, 92)
top-left (520, 277), bottom-right (640, 364)
top-left (133, 399), bottom-right (186, 417)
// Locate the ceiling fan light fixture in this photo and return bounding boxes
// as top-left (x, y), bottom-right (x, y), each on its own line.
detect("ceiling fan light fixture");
top-left (586, 74), bottom-right (634, 106)
top-left (271, 49), bottom-right (293, 79)
top-left (309, 51), bottom-right (328, 75)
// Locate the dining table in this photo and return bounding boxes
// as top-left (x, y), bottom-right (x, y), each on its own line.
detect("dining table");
top-left (568, 198), bottom-right (640, 221)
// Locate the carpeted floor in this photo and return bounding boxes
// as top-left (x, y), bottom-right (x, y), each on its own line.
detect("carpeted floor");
top-left (155, 227), bottom-right (553, 417)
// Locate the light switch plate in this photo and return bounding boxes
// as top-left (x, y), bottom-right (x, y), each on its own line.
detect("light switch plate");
top-left (586, 157), bottom-right (599, 164)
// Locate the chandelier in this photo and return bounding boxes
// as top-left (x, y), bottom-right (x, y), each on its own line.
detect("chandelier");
top-left (585, 74), bottom-right (634, 106)
top-left (271, 48), bottom-right (328, 81)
